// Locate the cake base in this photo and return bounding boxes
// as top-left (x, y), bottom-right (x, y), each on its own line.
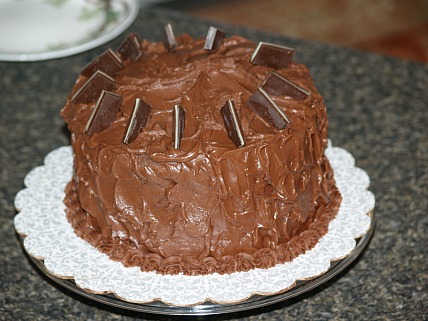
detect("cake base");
top-left (18, 221), bottom-right (374, 315)
top-left (14, 141), bottom-right (375, 307)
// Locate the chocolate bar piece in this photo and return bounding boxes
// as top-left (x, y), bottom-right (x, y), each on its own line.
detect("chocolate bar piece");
top-left (250, 42), bottom-right (295, 69)
top-left (80, 49), bottom-right (123, 78)
top-left (262, 72), bottom-right (309, 100)
top-left (246, 87), bottom-right (290, 130)
top-left (71, 71), bottom-right (115, 104)
top-left (204, 26), bottom-right (225, 51)
top-left (85, 91), bottom-right (122, 135)
top-left (123, 98), bottom-right (151, 144)
top-left (163, 23), bottom-right (177, 52)
top-left (172, 104), bottom-right (185, 149)
top-left (117, 33), bottom-right (143, 62)
top-left (221, 100), bottom-right (245, 147)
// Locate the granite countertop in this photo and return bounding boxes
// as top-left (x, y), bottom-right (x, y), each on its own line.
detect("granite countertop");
top-left (0, 7), bottom-right (427, 321)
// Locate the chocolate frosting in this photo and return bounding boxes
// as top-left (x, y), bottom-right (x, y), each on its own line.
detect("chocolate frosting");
top-left (61, 34), bottom-right (341, 275)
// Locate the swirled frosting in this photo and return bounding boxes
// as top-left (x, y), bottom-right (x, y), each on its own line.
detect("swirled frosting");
top-left (61, 33), bottom-right (341, 275)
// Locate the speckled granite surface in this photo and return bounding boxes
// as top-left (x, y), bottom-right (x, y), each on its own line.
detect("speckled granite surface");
top-left (0, 7), bottom-right (427, 321)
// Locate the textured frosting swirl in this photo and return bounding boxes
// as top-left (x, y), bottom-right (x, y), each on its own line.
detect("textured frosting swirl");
top-left (61, 34), bottom-right (341, 275)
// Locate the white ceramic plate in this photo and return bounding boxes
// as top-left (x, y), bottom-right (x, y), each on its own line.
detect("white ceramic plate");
top-left (0, 0), bottom-right (139, 61)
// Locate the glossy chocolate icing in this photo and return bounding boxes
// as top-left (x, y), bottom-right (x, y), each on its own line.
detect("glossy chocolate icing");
top-left (61, 33), bottom-right (341, 275)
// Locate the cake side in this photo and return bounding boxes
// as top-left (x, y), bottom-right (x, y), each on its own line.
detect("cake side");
top-left (61, 32), bottom-right (341, 275)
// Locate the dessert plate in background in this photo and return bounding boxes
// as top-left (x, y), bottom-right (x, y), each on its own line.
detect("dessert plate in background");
top-left (0, 0), bottom-right (139, 61)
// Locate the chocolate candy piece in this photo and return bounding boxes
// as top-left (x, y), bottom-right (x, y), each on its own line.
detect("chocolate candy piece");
top-left (117, 33), bottom-right (143, 62)
top-left (172, 104), bottom-right (185, 149)
top-left (71, 71), bottom-right (115, 104)
top-left (250, 42), bottom-right (295, 69)
top-left (262, 71), bottom-right (309, 100)
top-left (204, 26), bottom-right (226, 51)
top-left (80, 49), bottom-right (123, 78)
top-left (221, 100), bottom-right (245, 147)
top-left (246, 87), bottom-right (290, 130)
top-left (123, 98), bottom-right (151, 144)
top-left (85, 91), bottom-right (122, 135)
top-left (163, 23), bottom-right (177, 52)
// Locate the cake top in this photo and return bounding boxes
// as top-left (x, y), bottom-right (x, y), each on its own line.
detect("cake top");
top-left (61, 26), bottom-right (327, 163)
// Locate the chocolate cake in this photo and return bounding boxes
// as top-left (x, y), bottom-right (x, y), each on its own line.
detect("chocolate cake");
top-left (61, 26), bottom-right (341, 275)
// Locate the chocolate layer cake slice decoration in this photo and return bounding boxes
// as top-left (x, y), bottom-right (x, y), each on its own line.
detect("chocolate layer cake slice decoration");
top-left (246, 87), bottom-right (290, 130)
top-left (80, 49), bottom-right (123, 78)
top-left (262, 71), bottom-right (309, 100)
top-left (85, 91), bottom-right (122, 135)
top-left (172, 104), bottom-right (185, 149)
top-left (71, 71), bottom-right (115, 104)
top-left (204, 26), bottom-right (226, 51)
top-left (221, 100), bottom-right (245, 147)
top-left (117, 33), bottom-right (143, 62)
top-left (250, 42), bottom-right (295, 69)
top-left (123, 98), bottom-right (151, 145)
top-left (163, 23), bottom-right (177, 52)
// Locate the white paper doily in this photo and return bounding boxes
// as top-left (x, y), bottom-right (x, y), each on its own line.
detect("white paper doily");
top-left (14, 141), bottom-right (375, 307)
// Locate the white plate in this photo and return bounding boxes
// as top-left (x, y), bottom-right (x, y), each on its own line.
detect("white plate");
top-left (0, 0), bottom-right (139, 61)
